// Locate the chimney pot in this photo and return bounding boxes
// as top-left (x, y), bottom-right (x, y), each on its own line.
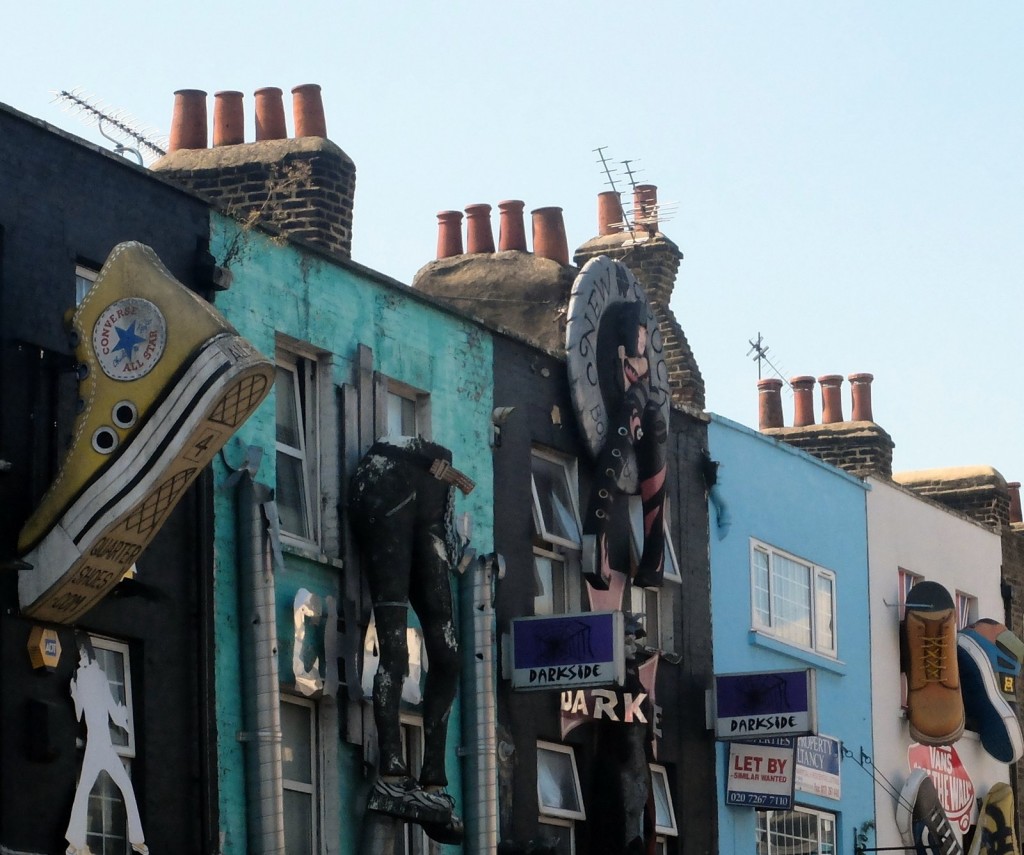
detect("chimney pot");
top-left (497, 200), bottom-right (527, 251)
top-left (531, 206), bottom-right (569, 265)
top-left (633, 184), bottom-right (658, 234)
top-left (757, 378), bottom-right (784, 430)
top-left (254, 87), bottom-right (287, 141)
top-left (818, 375), bottom-right (844, 423)
top-left (848, 372), bottom-right (875, 422)
top-left (436, 210), bottom-right (464, 259)
top-left (465, 204), bottom-right (496, 254)
top-left (168, 89), bottom-right (208, 152)
top-left (213, 90), bottom-right (245, 146)
top-left (1009, 482), bottom-right (1022, 524)
top-left (791, 376), bottom-right (816, 427)
top-left (291, 83), bottom-right (327, 139)
top-left (598, 191), bottom-right (623, 236)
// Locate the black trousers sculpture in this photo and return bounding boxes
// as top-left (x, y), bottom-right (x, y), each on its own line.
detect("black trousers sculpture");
top-left (349, 438), bottom-right (462, 790)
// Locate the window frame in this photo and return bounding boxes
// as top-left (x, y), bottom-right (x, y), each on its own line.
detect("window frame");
top-left (530, 448), bottom-right (584, 551)
top-left (530, 448), bottom-right (584, 615)
top-left (281, 694), bottom-right (321, 854)
top-left (649, 764), bottom-right (678, 838)
top-left (955, 590), bottom-right (978, 630)
top-left (533, 544), bottom-right (570, 617)
top-left (76, 263), bottom-right (98, 306)
top-left (276, 346), bottom-right (324, 548)
top-left (84, 636), bottom-right (135, 855)
top-left (750, 540), bottom-right (838, 658)
top-left (897, 568), bottom-right (924, 621)
top-left (755, 804), bottom-right (837, 855)
top-left (382, 377), bottom-right (431, 439)
top-left (536, 741), bottom-right (586, 822)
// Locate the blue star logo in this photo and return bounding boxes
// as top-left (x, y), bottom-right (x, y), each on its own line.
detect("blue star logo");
top-left (113, 321), bottom-right (145, 361)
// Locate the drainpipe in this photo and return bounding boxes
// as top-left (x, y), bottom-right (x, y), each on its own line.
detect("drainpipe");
top-left (460, 553), bottom-right (501, 853)
top-left (237, 470), bottom-right (286, 853)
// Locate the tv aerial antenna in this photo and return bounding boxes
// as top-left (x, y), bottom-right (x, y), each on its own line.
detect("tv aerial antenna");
top-left (747, 332), bottom-right (792, 389)
top-left (53, 89), bottom-right (167, 165)
top-left (593, 146), bottom-right (678, 243)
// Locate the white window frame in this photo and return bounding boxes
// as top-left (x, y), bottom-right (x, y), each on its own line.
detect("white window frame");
top-left (650, 764), bottom-right (678, 839)
top-left (530, 448), bottom-right (584, 615)
top-left (383, 378), bottom-right (431, 440)
top-left (756, 804), bottom-right (837, 854)
top-left (534, 545), bottom-right (570, 617)
top-left (85, 636), bottom-right (135, 855)
top-left (537, 741), bottom-right (586, 821)
top-left (281, 694), bottom-right (321, 854)
top-left (276, 345), bottom-right (326, 548)
top-left (629, 583), bottom-right (661, 648)
top-left (750, 540), bottom-right (838, 658)
top-left (531, 448), bottom-right (583, 550)
top-left (897, 568), bottom-right (924, 621)
top-left (76, 264), bottom-right (98, 306)
top-left (955, 590), bottom-right (978, 630)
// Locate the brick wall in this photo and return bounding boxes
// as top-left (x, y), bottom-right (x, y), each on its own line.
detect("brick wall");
top-left (762, 421), bottom-right (896, 478)
top-left (892, 467), bottom-right (1011, 530)
top-left (153, 136), bottom-right (356, 259)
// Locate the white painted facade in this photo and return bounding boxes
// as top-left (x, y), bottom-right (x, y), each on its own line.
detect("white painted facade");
top-left (867, 475), bottom-right (1008, 848)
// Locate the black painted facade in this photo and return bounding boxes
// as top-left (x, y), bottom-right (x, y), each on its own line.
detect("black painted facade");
top-left (491, 332), bottom-right (717, 854)
top-left (0, 104), bottom-right (216, 853)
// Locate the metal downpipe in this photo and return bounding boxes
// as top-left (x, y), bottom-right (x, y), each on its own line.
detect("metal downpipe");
top-left (460, 554), bottom-right (499, 853)
top-left (237, 471), bottom-right (285, 853)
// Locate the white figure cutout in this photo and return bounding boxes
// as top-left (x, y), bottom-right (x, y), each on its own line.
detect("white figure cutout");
top-left (65, 645), bottom-right (148, 855)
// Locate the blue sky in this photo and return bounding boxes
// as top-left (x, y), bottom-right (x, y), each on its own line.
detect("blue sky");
top-left (5, 3), bottom-right (1023, 485)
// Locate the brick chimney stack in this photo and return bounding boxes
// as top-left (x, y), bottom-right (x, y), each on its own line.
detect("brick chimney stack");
top-left (574, 186), bottom-right (705, 412)
top-left (152, 84), bottom-right (357, 259)
top-left (758, 372), bottom-right (894, 478)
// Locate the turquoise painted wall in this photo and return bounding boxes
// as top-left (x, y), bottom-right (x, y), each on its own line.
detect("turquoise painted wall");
top-left (708, 415), bottom-right (874, 852)
top-left (208, 213), bottom-right (494, 855)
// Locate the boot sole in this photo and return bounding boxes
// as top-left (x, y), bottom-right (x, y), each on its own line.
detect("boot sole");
top-left (19, 334), bottom-right (272, 622)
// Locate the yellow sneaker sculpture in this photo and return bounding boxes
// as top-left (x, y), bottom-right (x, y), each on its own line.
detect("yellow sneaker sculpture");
top-left (18, 242), bottom-right (273, 623)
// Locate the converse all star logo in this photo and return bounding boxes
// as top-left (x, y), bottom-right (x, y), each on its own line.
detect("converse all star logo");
top-left (93, 298), bottom-right (167, 381)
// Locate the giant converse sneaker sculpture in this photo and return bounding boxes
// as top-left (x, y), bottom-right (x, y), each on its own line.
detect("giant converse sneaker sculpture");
top-left (18, 242), bottom-right (273, 623)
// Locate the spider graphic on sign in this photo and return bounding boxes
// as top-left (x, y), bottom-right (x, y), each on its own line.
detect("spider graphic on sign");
top-left (536, 620), bottom-right (595, 663)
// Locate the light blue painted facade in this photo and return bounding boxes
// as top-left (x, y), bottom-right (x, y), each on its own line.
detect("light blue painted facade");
top-left (207, 213), bottom-right (494, 855)
top-left (708, 414), bottom-right (874, 853)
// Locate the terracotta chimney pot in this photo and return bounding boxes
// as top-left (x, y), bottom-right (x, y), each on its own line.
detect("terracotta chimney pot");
top-left (465, 204), bottom-right (495, 254)
top-left (292, 83), bottom-right (327, 139)
top-left (598, 191), bottom-right (623, 236)
top-left (848, 372), bottom-right (875, 422)
top-left (1008, 482), bottom-right (1022, 524)
top-left (254, 87), bottom-right (287, 141)
top-left (791, 376), bottom-right (816, 427)
top-left (531, 207), bottom-right (569, 265)
top-left (168, 89), bottom-right (208, 152)
top-left (819, 375), bottom-right (844, 424)
top-left (436, 210), bottom-right (464, 259)
top-left (497, 200), bottom-right (527, 251)
top-left (213, 91), bottom-right (245, 146)
top-left (757, 378), bottom-right (784, 430)
top-left (633, 184), bottom-right (658, 234)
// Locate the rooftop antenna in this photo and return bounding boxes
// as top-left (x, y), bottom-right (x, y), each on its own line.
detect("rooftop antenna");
top-left (746, 332), bottom-right (792, 389)
top-left (594, 147), bottom-right (678, 244)
top-left (53, 89), bottom-right (167, 165)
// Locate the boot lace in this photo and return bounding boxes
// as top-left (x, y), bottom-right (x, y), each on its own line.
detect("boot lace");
top-left (921, 635), bottom-right (949, 682)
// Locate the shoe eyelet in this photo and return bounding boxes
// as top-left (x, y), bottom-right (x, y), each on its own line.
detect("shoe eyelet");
top-left (75, 363), bottom-right (89, 380)
top-left (112, 401), bottom-right (138, 429)
top-left (68, 331), bottom-right (80, 348)
top-left (618, 426), bottom-right (629, 436)
top-left (598, 489), bottom-right (610, 499)
top-left (92, 427), bottom-right (119, 454)
top-left (75, 398), bottom-right (85, 414)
